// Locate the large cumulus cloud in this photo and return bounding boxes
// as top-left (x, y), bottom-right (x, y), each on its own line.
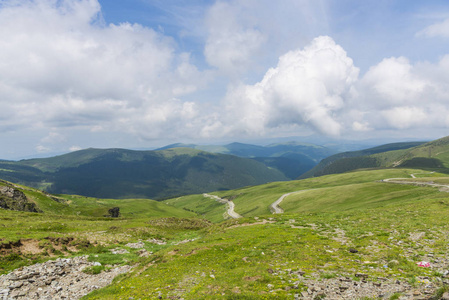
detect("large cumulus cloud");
top-left (353, 55), bottom-right (449, 132)
top-left (219, 36), bottom-right (359, 137)
top-left (0, 0), bottom-right (205, 145)
top-left (213, 35), bottom-right (449, 138)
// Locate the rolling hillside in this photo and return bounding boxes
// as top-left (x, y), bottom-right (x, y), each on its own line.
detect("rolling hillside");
top-left (158, 141), bottom-right (336, 179)
top-left (81, 168), bottom-right (449, 298)
top-left (0, 148), bottom-right (288, 199)
top-left (1, 167), bottom-right (449, 299)
top-left (0, 179), bottom-right (196, 219)
top-left (300, 141), bottom-right (427, 178)
top-left (157, 141), bottom-right (336, 161)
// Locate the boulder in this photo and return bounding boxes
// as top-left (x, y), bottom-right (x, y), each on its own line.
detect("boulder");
top-left (108, 207), bottom-right (120, 218)
top-left (0, 186), bottom-right (40, 212)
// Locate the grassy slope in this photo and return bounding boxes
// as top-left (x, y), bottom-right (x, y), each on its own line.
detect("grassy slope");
top-left (191, 169), bottom-right (422, 219)
top-left (164, 194), bottom-right (227, 223)
top-left (304, 136), bottom-right (449, 180)
top-left (0, 180), bottom-right (201, 275)
top-left (2, 168), bottom-right (449, 299)
top-left (300, 142), bottom-right (425, 179)
top-left (0, 180), bottom-right (197, 219)
top-left (85, 168), bottom-right (449, 299)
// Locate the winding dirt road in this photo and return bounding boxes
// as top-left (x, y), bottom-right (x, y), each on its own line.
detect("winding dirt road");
top-left (270, 190), bottom-right (313, 214)
top-left (271, 172), bottom-right (444, 215)
top-left (203, 193), bottom-right (242, 219)
top-left (382, 172), bottom-right (449, 190)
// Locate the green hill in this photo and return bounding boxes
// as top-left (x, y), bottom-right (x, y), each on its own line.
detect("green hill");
top-left (300, 141), bottom-right (427, 178)
top-left (0, 148), bottom-right (288, 199)
top-left (157, 141), bottom-right (335, 161)
top-left (158, 141), bottom-right (336, 178)
top-left (0, 179), bottom-right (196, 219)
top-left (1, 168), bottom-right (449, 299)
top-left (89, 168), bottom-right (449, 299)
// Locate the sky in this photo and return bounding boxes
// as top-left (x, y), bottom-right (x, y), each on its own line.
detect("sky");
top-left (1, 0), bottom-right (449, 159)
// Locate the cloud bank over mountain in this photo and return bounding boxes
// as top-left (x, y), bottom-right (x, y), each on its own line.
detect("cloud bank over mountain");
top-left (0, 0), bottom-right (449, 158)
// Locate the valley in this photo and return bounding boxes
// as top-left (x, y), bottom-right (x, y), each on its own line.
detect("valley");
top-left (0, 138), bottom-right (449, 299)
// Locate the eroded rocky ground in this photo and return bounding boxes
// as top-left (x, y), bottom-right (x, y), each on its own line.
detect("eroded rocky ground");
top-left (0, 256), bottom-right (131, 299)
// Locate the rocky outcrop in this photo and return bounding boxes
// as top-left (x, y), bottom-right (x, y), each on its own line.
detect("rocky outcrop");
top-left (0, 186), bottom-right (40, 213)
top-left (0, 256), bottom-right (131, 299)
top-left (268, 267), bottom-right (449, 299)
top-left (107, 207), bottom-right (120, 218)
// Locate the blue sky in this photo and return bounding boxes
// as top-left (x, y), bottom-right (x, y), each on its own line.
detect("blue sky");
top-left (1, 0), bottom-right (449, 159)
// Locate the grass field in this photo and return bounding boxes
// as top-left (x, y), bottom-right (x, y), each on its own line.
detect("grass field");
top-left (1, 168), bottom-right (449, 299)
top-left (85, 189), bottom-right (449, 299)
top-left (175, 168), bottom-right (432, 220)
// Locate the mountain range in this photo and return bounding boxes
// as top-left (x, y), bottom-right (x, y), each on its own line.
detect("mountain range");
top-left (299, 138), bottom-right (449, 178)
top-left (3, 137), bottom-right (448, 200)
top-left (2, 136), bottom-right (449, 299)
top-left (0, 141), bottom-right (341, 199)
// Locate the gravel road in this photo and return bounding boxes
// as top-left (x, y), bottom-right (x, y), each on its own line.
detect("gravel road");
top-left (203, 193), bottom-right (242, 219)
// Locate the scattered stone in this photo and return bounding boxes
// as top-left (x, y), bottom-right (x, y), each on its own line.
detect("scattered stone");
top-left (173, 239), bottom-right (196, 245)
top-left (349, 248), bottom-right (358, 253)
top-left (110, 248), bottom-right (130, 255)
top-left (137, 249), bottom-right (151, 257)
top-left (441, 292), bottom-right (449, 300)
top-left (0, 256), bottom-right (131, 299)
top-left (147, 238), bottom-right (167, 245)
top-left (125, 241), bottom-right (145, 249)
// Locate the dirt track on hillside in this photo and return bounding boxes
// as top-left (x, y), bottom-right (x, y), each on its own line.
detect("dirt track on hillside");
top-left (203, 193), bottom-right (242, 219)
top-left (270, 189), bottom-right (314, 214)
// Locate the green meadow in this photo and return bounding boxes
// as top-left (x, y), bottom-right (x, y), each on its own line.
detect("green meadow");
top-left (0, 168), bottom-right (448, 299)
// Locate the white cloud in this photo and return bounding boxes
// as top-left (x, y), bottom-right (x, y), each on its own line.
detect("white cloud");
top-left (381, 106), bottom-right (428, 129)
top-left (417, 17), bottom-right (449, 38)
top-left (212, 35), bottom-right (449, 137)
top-left (352, 121), bottom-right (371, 132)
top-left (358, 57), bottom-right (428, 109)
top-left (204, 1), bottom-right (266, 76)
top-left (351, 54), bottom-right (449, 131)
top-left (69, 146), bottom-right (82, 152)
top-left (36, 145), bottom-right (51, 153)
top-left (218, 36), bottom-right (359, 137)
top-left (41, 132), bottom-right (66, 144)
top-left (202, 0), bottom-right (330, 78)
top-left (0, 0), bottom-right (206, 142)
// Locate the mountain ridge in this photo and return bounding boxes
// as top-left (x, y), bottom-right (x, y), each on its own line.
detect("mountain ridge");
top-left (0, 147), bottom-right (288, 200)
top-left (300, 140), bottom-right (435, 178)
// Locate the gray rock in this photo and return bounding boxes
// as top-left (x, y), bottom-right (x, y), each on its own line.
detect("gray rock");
top-left (0, 186), bottom-right (40, 212)
top-left (0, 256), bottom-right (131, 299)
